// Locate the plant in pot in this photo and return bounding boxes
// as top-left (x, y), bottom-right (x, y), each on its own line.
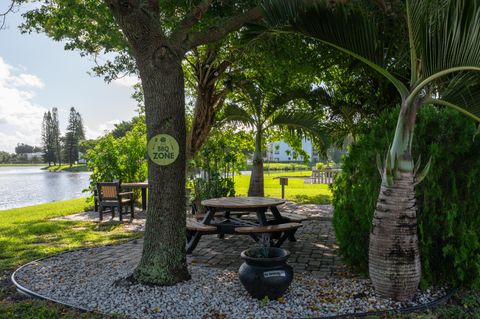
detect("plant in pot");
top-left (239, 234), bottom-right (294, 299)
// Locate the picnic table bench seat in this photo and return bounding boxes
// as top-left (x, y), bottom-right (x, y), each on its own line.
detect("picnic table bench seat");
top-left (186, 218), bottom-right (216, 232)
top-left (235, 222), bottom-right (303, 247)
top-left (234, 222), bottom-right (302, 234)
top-left (267, 212), bottom-right (308, 222)
top-left (240, 212), bottom-right (308, 223)
top-left (193, 211), bottom-right (249, 220)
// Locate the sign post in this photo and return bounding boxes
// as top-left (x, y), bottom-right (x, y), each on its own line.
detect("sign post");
top-left (279, 177), bottom-right (288, 199)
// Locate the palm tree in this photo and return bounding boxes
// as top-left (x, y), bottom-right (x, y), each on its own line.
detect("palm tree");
top-left (223, 78), bottom-right (324, 196)
top-left (261, 0), bottom-right (480, 300)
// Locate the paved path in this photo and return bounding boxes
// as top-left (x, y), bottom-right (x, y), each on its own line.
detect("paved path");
top-left (55, 203), bottom-right (344, 277)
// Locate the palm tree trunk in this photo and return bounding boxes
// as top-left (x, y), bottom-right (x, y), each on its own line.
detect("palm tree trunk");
top-left (369, 171), bottom-right (420, 300)
top-left (248, 127), bottom-right (264, 197)
top-left (369, 105), bottom-right (421, 301)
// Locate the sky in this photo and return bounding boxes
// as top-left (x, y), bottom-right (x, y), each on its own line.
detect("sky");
top-left (0, 3), bottom-right (139, 153)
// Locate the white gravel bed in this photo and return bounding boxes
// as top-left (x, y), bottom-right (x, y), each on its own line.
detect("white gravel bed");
top-left (14, 246), bottom-right (447, 319)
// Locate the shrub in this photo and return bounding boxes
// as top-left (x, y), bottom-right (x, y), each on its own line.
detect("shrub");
top-left (84, 121), bottom-right (147, 193)
top-left (332, 106), bottom-right (480, 288)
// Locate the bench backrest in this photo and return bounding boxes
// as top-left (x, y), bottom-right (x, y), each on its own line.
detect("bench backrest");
top-left (97, 182), bottom-right (120, 200)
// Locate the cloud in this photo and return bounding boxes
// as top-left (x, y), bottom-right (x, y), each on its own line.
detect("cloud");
top-left (84, 119), bottom-right (120, 140)
top-left (11, 73), bottom-right (45, 88)
top-left (113, 75), bottom-right (139, 88)
top-left (0, 56), bottom-right (48, 152)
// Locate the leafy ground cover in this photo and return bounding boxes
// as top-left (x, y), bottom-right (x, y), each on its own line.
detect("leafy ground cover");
top-left (43, 165), bottom-right (90, 172)
top-left (234, 171), bottom-right (332, 204)
top-left (0, 199), bottom-right (140, 318)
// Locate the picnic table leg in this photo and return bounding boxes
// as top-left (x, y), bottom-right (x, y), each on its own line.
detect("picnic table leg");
top-left (273, 230), bottom-right (295, 247)
top-left (271, 206), bottom-right (297, 242)
top-left (186, 232), bottom-right (202, 254)
top-left (255, 208), bottom-right (268, 225)
top-left (186, 207), bottom-right (216, 254)
top-left (217, 210), bottom-right (232, 239)
top-left (141, 188), bottom-right (147, 211)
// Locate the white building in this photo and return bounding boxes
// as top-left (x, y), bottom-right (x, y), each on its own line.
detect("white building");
top-left (266, 139), bottom-right (320, 163)
top-left (25, 152), bottom-right (44, 160)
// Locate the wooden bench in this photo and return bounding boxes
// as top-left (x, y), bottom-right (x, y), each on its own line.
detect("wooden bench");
top-left (193, 211), bottom-right (249, 220)
top-left (186, 218), bottom-right (216, 232)
top-left (235, 222), bottom-right (302, 234)
top-left (266, 212), bottom-right (308, 222)
top-left (186, 218), bottom-right (217, 254)
top-left (235, 222), bottom-right (302, 247)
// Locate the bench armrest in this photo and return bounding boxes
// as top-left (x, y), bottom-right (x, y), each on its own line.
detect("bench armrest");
top-left (119, 191), bottom-right (134, 197)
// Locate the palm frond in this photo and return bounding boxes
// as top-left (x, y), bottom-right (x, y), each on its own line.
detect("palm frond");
top-left (426, 73), bottom-right (480, 121)
top-left (411, 0), bottom-right (480, 81)
top-left (271, 86), bottom-right (332, 108)
top-left (221, 103), bottom-right (256, 127)
top-left (268, 111), bottom-right (328, 147)
top-left (261, 0), bottom-right (409, 99)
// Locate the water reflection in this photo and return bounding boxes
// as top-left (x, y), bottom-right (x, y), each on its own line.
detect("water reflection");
top-left (0, 166), bottom-right (90, 210)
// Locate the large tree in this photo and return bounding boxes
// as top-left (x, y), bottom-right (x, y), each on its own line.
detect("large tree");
top-left (63, 107), bottom-right (85, 166)
top-left (41, 110), bottom-right (56, 165)
top-left (51, 107), bottom-right (62, 165)
top-left (224, 79), bottom-right (324, 196)
top-left (222, 35), bottom-right (328, 196)
top-left (263, 0), bottom-right (480, 300)
top-left (20, 0), bottom-right (263, 285)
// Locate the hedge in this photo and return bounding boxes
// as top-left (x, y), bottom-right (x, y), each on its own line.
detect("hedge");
top-left (332, 106), bottom-right (480, 288)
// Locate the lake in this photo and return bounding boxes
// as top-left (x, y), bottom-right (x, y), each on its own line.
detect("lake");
top-left (0, 166), bottom-right (91, 210)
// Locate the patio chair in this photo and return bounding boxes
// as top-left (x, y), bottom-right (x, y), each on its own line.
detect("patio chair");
top-left (96, 181), bottom-right (134, 222)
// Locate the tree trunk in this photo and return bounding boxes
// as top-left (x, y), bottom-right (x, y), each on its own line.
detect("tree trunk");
top-left (369, 104), bottom-right (421, 301)
top-left (248, 127), bottom-right (264, 197)
top-left (133, 53), bottom-right (190, 285)
top-left (186, 49), bottom-right (229, 160)
top-left (369, 172), bottom-right (420, 300)
top-left (186, 92), bottom-right (218, 160)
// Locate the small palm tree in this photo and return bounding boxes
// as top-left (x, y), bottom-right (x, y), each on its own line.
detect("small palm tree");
top-left (223, 79), bottom-right (324, 196)
top-left (261, 0), bottom-right (480, 300)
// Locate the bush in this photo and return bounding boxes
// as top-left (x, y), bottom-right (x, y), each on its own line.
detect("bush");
top-left (332, 106), bottom-right (480, 288)
top-left (84, 121), bottom-right (147, 194)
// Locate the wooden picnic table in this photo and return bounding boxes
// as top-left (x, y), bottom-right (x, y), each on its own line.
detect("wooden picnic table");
top-left (121, 182), bottom-right (148, 210)
top-left (186, 196), bottom-right (302, 254)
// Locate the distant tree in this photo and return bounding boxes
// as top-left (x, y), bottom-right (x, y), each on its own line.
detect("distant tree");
top-left (51, 107), bottom-right (62, 164)
top-left (63, 107), bottom-right (85, 167)
top-left (111, 116), bottom-right (144, 138)
top-left (79, 139), bottom-right (98, 156)
top-left (0, 151), bottom-right (13, 163)
top-left (32, 146), bottom-right (42, 153)
top-left (41, 111), bottom-right (56, 165)
top-left (14, 143), bottom-right (34, 154)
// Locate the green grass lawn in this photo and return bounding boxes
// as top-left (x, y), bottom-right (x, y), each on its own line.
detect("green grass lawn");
top-left (245, 163), bottom-right (310, 171)
top-left (44, 164), bottom-right (90, 172)
top-left (234, 171), bottom-right (332, 204)
top-left (0, 198), bottom-right (140, 318)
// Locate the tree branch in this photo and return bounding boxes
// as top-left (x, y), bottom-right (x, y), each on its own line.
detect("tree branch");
top-left (172, 0), bottom-right (213, 43)
top-left (1, 1), bottom-right (16, 30)
top-left (186, 7), bottom-right (263, 49)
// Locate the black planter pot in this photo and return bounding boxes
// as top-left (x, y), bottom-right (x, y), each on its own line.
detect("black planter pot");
top-left (239, 247), bottom-right (293, 299)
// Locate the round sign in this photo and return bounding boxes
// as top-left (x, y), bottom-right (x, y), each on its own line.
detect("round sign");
top-left (147, 134), bottom-right (180, 166)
